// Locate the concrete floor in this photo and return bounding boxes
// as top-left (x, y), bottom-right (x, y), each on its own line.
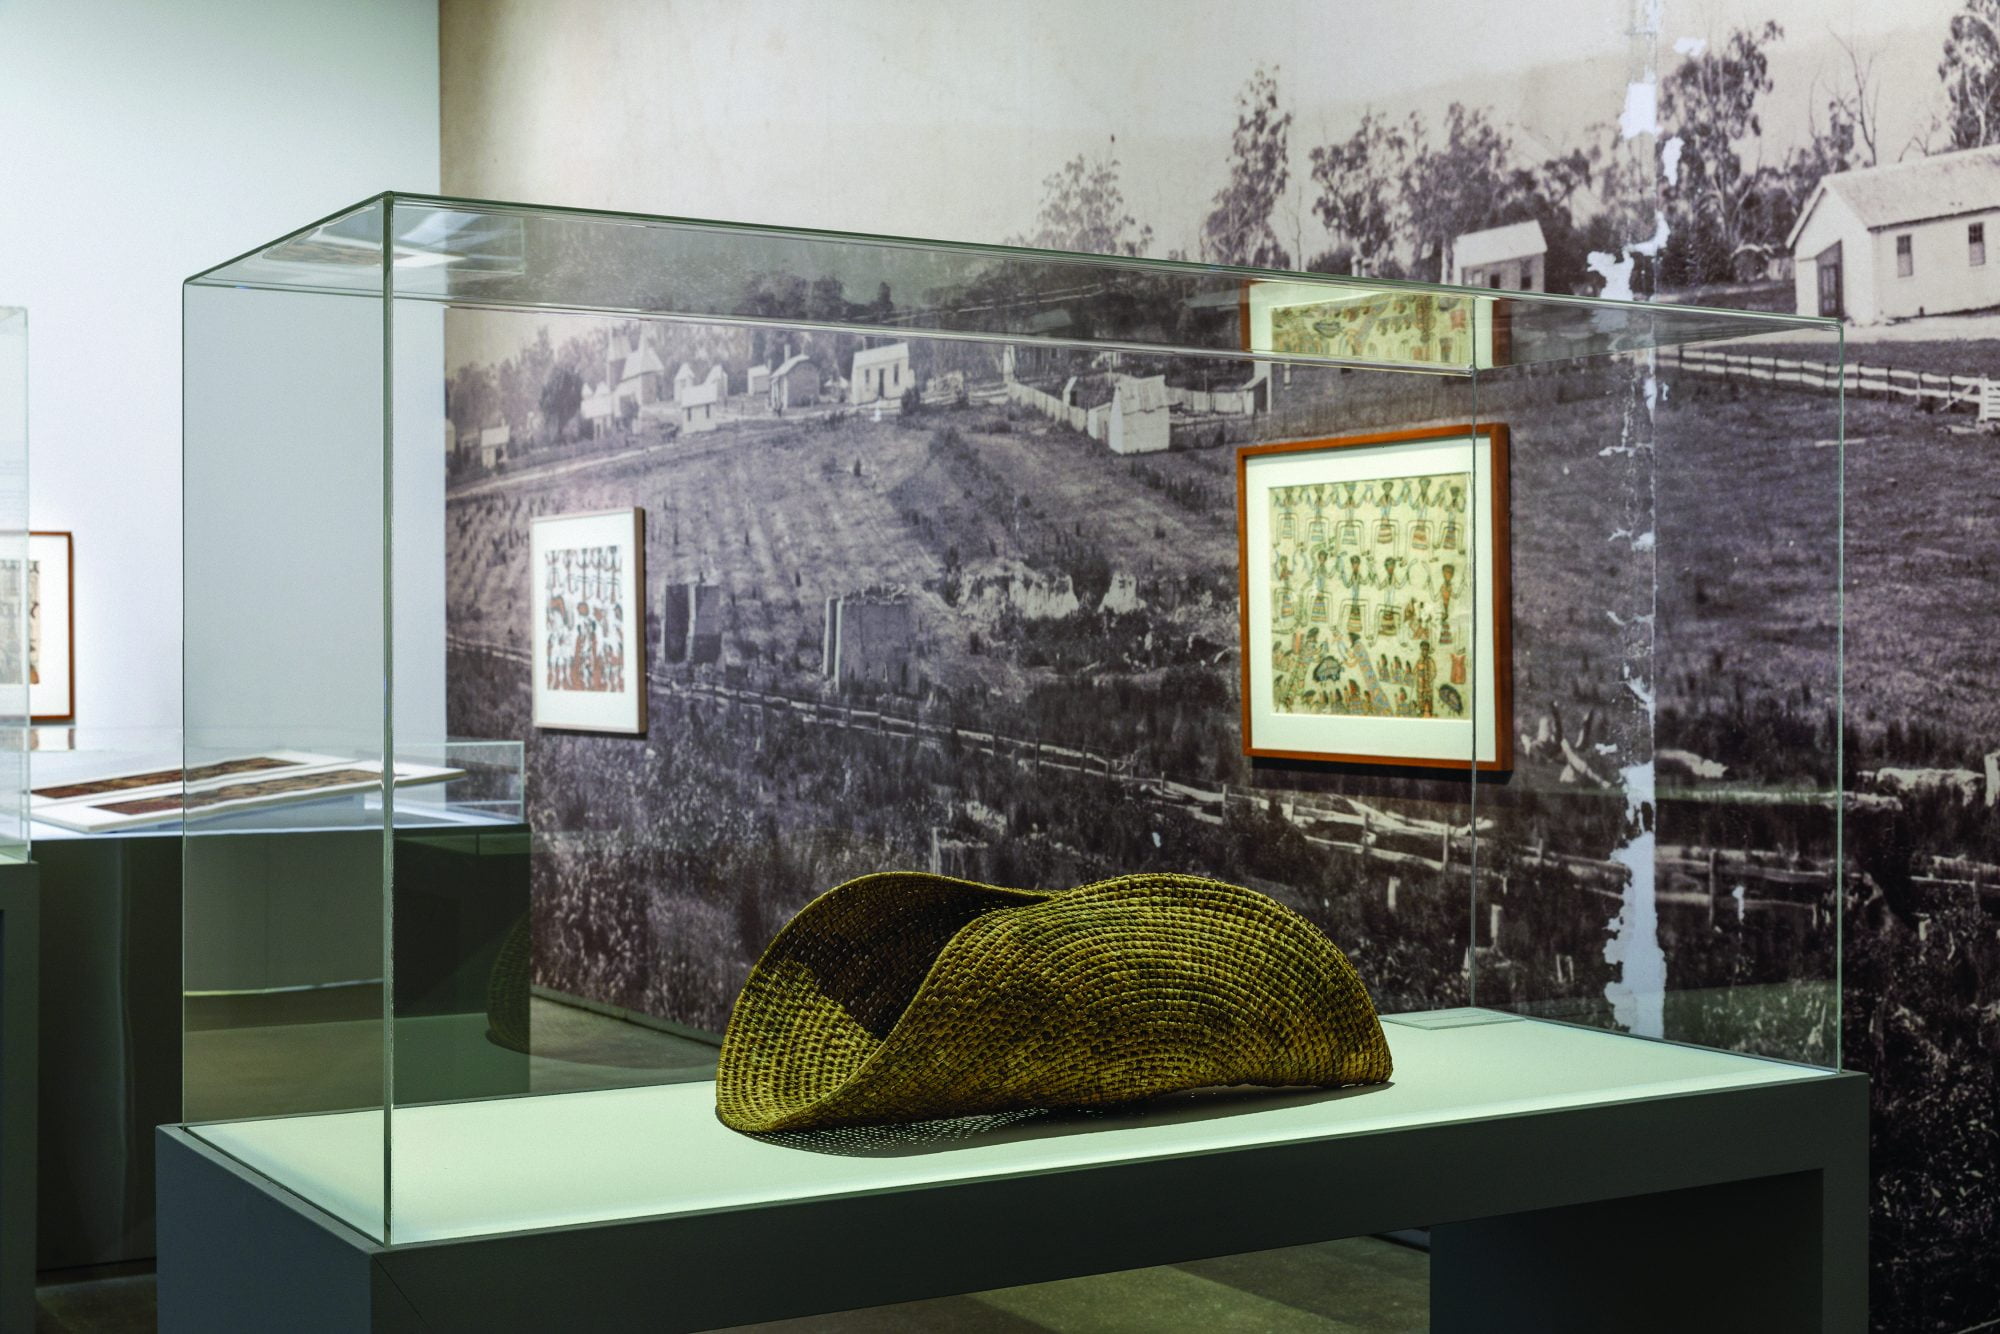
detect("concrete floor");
top-left (37, 1237), bottom-right (1429, 1333)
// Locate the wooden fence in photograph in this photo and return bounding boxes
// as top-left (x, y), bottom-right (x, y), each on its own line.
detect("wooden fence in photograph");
top-left (443, 634), bottom-right (1905, 916)
top-left (1673, 345), bottom-right (2000, 416)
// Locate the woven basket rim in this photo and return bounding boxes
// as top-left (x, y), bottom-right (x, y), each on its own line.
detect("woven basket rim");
top-left (721, 870), bottom-right (1056, 1110)
top-left (721, 869), bottom-right (1349, 1128)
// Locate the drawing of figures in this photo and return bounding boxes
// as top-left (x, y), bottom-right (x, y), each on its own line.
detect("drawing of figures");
top-left (1337, 480), bottom-right (1363, 547)
top-left (1441, 480), bottom-right (1467, 552)
top-left (1409, 476), bottom-right (1435, 551)
top-left (1267, 467), bottom-right (1470, 721)
top-left (543, 543), bottom-right (624, 693)
top-left (530, 509), bottom-right (647, 736)
top-left (1373, 479), bottom-right (1400, 551)
top-left (1341, 631), bottom-right (1394, 716)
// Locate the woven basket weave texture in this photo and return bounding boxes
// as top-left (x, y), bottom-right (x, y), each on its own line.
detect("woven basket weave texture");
top-left (715, 871), bottom-right (1392, 1133)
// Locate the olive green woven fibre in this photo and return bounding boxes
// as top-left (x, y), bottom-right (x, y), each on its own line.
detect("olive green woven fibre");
top-left (715, 871), bottom-right (1392, 1133)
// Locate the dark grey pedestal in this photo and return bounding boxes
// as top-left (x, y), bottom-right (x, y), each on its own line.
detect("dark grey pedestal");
top-left (0, 860), bottom-right (40, 1334)
top-left (34, 834), bottom-right (181, 1270)
top-left (157, 1068), bottom-right (1868, 1334)
top-left (37, 821), bottom-right (528, 1272)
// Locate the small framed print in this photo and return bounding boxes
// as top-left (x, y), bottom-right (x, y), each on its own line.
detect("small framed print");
top-left (1237, 280), bottom-right (1511, 369)
top-left (531, 508), bottom-right (648, 734)
top-left (27, 531), bottom-right (72, 721)
top-left (1236, 425), bottom-right (1512, 771)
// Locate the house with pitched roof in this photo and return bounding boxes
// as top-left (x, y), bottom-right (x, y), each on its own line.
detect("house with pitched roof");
top-left (769, 353), bottom-right (820, 410)
top-left (580, 380), bottom-right (616, 436)
top-left (1789, 145), bottom-right (2000, 323)
top-left (1450, 219), bottom-right (1546, 291)
top-left (608, 335), bottom-right (665, 410)
top-left (850, 342), bottom-right (913, 404)
top-left (1106, 374), bottom-right (1169, 455)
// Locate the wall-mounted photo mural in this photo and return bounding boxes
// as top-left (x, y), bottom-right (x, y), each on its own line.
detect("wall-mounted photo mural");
top-left (442, 2), bottom-right (2000, 1325)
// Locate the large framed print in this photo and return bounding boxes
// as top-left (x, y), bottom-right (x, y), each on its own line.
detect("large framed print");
top-left (1237, 425), bottom-right (1512, 771)
top-left (531, 508), bottom-right (648, 734)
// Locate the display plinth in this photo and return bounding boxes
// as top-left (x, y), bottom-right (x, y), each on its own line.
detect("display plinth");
top-left (175, 196), bottom-right (1852, 1328)
top-left (158, 1017), bottom-right (1865, 1333)
top-left (0, 860), bottom-right (39, 1334)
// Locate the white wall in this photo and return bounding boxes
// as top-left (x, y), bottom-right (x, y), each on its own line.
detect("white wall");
top-left (0, 0), bottom-right (439, 732)
top-left (1872, 210), bottom-right (2000, 323)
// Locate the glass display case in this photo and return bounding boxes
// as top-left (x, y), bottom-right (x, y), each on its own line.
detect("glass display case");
top-left (180, 195), bottom-right (1844, 1247)
top-left (0, 309), bottom-right (30, 863)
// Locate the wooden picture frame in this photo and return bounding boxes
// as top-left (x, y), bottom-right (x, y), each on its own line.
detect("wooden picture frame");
top-left (28, 531), bottom-right (72, 722)
top-left (1236, 280), bottom-right (1513, 369)
top-left (531, 508), bottom-right (648, 735)
top-left (1236, 425), bottom-right (1512, 771)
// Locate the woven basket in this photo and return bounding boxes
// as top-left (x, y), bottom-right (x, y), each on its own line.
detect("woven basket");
top-left (715, 871), bottom-right (1391, 1133)
top-left (485, 913), bottom-right (532, 1054)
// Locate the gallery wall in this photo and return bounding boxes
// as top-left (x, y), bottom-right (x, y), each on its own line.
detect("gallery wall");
top-left (0, 0), bottom-right (441, 733)
top-left (442, 2), bottom-right (1996, 1330)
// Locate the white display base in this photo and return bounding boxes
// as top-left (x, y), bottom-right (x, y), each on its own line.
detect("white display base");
top-left (195, 1012), bottom-right (1827, 1245)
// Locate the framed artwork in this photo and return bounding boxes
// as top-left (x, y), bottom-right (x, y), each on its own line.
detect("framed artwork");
top-left (0, 531), bottom-right (75, 722)
top-left (531, 508), bottom-right (648, 734)
top-left (1236, 280), bottom-right (1511, 369)
top-left (1236, 424), bottom-right (1512, 770)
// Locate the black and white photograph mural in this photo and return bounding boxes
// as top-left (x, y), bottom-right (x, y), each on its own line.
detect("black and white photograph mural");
top-left (439, 1), bottom-right (2000, 1326)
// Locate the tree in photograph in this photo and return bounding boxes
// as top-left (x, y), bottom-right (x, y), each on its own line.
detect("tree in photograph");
top-left (1570, 120), bottom-right (1662, 297)
top-left (1943, 0), bottom-right (2000, 148)
top-left (1015, 140), bottom-right (1153, 257)
top-left (1827, 30), bottom-right (1882, 167)
top-left (1504, 147), bottom-right (1597, 294)
top-left (1659, 21), bottom-right (1785, 283)
top-left (539, 364), bottom-right (583, 442)
top-left (807, 275), bottom-right (849, 324)
top-left (1308, 110), bottom-right (1408, 276)
top-left (1401, 103), bottom-right (1515, 281)
top-left (1200, 65), bottom-right (1293, 267)
top-left (1771, 31), bottom-right (1883, 245)
top-left (446, 362), bottom-right (496, 442)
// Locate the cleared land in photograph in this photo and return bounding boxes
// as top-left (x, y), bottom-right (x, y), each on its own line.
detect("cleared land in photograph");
top-left (445, 346), bottom-right (1842, 1057)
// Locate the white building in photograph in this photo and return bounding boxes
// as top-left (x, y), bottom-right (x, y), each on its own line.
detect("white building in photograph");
top-left (1106, 374), bottom-right (1169, 455)
top-left (581, 381), bottom-right (615, 436)
top-left (672, 361), bottom-right (698, 403)
top-left (1450, 219), bottom-right (1546, 291)
top-left (610, 338), bottom-right (664, 408)
top-left (745, 363), bottom-right (771, 398)
top-left (770, 353), bottom-right (820, 410)
top-left (702, 363), bottom-right (729, 399)
top-left (680, 379), bottom-right (720, 431)
top-left (478, 422), bottom-right (510, 468)
top-left (1789, 145), bottom-right (2000, 324)
top-left (850, 342), bottom-right (913, 404)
